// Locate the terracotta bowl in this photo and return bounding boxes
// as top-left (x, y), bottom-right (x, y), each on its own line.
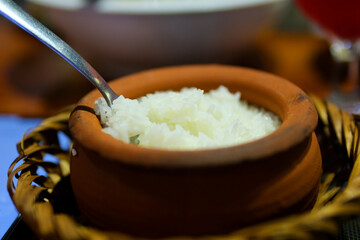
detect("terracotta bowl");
top-left (69, 65), bottom-right (322, 238)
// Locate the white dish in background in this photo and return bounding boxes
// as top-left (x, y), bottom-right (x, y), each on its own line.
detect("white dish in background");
top-left (27, 0), bottom-right (285, 14)
top-left (26, 0), bottom-right (286, 77)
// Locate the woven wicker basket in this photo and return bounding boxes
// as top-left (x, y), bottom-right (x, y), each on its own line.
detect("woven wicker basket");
top-left (7, 95), bottom-right (360, 240)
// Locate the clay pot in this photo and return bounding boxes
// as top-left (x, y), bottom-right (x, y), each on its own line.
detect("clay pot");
top-left (69, 65), bottom-right (321, 238)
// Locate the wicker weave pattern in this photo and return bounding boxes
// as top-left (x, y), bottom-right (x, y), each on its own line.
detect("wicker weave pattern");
top-left (7, 97), bottom-right (360, 240)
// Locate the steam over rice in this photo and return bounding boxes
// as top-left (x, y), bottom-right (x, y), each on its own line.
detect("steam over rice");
top-left (94, 86), bottom-right (281, 150)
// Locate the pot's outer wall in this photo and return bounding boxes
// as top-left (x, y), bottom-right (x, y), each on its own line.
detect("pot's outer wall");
top-left (69, 65), bottom-right (321, 237)
top-left (70, 134), bottom-right (321, 237)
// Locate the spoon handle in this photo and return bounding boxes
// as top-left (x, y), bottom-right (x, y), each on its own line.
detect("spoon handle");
top-left (0, 0), bottom-right (118, 106)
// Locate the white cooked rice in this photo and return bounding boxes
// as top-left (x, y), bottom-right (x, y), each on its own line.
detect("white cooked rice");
top-left (94, 86), bottom-right (281, 150)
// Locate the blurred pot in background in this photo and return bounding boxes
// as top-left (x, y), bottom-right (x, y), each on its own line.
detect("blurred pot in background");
top-left (25, 0), bottom-right (286, 78)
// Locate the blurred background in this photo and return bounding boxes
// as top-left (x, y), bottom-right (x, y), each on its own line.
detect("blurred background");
top-left (0, 0), bottom-right (336, 117)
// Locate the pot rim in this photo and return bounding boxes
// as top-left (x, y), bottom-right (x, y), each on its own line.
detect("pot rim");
top-left (69, 64), bottom-right (318, 168)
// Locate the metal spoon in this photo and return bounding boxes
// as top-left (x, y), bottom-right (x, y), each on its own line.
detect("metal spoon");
top-left (0, 0), bottom-right (118, 106)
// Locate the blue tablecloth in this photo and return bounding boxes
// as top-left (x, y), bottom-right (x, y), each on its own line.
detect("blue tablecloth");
top-left (0, 115), bottom-right (41, 238)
